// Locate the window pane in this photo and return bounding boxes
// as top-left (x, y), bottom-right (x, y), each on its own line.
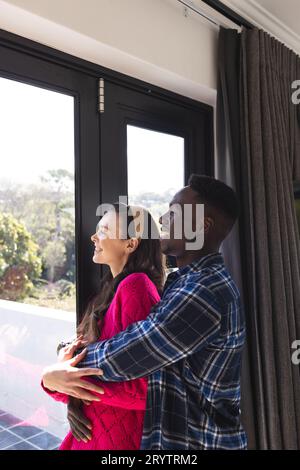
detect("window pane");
top-left (0, 77), bottom-right (76, 448)
top-left (127, 125), bottom-right (185, 222)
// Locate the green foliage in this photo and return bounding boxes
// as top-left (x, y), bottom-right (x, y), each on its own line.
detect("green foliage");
top-left (0, 212), bottom-right (42, 300)
top-left (0, 169), bottom-right (75, 284)
top-left (44, 239), bottom-right (66, 282)
top-left (0, 169), bottom-right (76, 308)
top-left (22, 279), bottom-right (76, 311)
top-left (55, 279), bottom-right (76, 299)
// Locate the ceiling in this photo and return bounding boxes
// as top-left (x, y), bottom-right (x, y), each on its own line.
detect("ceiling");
top-left (221, 0), bottom-right (300, 54)
top-left (253, 0), bottom-right (300, 36)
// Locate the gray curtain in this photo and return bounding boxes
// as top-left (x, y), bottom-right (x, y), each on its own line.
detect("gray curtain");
top-left (217, 27), bottom-right (300, 449)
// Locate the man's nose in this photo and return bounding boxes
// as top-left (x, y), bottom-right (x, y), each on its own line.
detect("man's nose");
top-left (91, 233), bottom-right (97, 242)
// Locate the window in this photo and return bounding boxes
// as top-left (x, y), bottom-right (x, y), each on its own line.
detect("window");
top-left (0, 77), bottom-right (76, 311)
top-left (0, 77), bottom-right (76, 448)
top-left (0, 32), bottom-right (100, 448)
top-left (127, 125), bottom-right (185, 222)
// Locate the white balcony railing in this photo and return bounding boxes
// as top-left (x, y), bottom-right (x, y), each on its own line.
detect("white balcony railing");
top-left (0, 299), bottom-right (76, 439)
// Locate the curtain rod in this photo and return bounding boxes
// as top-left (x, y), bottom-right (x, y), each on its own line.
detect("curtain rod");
top-left (177, 0), bottom-right (254, 29)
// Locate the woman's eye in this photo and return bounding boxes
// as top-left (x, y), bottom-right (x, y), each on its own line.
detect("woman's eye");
top-left (98, 228), bottom-right (108, 238)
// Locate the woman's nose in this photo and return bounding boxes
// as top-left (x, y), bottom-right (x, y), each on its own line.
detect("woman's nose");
top-left (91, 233), bottom-right (97, 242)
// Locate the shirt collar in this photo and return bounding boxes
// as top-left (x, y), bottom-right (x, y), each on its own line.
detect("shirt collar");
top-left (167, 252), bottom-right (224, 281)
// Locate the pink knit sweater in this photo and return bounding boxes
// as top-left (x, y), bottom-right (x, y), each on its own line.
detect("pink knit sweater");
top-left (41, 273), bottom-right (160, 450)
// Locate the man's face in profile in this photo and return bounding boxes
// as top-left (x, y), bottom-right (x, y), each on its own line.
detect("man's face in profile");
top-left (159, 186), bottom-right (206, 257)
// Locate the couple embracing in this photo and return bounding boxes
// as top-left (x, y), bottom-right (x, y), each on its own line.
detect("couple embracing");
top-left (42, 174), bottom-right (247, 450)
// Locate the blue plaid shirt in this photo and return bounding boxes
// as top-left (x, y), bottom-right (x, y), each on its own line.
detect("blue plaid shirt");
top-left (79, 252), bottom-right (247, 449)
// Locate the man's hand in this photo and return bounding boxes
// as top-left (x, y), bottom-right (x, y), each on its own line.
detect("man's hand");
top-left (67, 397), bottom-right (92, 443)
top-left (42, 349), bottom-right (105, 401)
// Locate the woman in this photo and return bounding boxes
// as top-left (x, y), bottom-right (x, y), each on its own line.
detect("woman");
top-left (41, 203), bottom-right (164, 450)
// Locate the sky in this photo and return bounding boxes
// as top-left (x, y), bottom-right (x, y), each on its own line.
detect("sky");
top-left (127, 125), bottom-right (184, 196)
top-left (0, 77), bottom-right (75, 186)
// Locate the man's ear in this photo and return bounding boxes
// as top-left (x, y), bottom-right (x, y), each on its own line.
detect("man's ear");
top-left (126, 237), bottom-right (140, 253)
top-left (204, 216), bottom-right (214, 234)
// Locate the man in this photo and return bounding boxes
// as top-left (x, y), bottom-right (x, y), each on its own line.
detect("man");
top-left (42, 174), bottom-right (247, 449)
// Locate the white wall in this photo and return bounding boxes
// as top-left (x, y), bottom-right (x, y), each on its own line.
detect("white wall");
top-left (0, 0), bottom-right (219, 105)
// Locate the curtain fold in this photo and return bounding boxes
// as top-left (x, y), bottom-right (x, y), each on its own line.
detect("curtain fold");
top-left (217, 27), bottom-right (300, 449)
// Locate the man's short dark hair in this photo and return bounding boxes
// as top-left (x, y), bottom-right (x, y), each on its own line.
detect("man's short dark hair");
top-left (188, 174), bottom-right (239, 238)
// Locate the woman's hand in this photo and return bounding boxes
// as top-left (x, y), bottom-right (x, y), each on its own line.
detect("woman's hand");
top-left (57, 335), bottom-right (88, 362)
top-left (67, 396), bottom-right (93, 443)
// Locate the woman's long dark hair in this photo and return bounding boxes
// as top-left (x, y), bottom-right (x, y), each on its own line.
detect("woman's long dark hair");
top-left (77, 203), bottom-right (165, 343)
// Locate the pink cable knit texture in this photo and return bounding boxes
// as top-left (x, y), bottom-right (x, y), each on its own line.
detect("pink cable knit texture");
top-left (41, 273), bottom-right (160, 450)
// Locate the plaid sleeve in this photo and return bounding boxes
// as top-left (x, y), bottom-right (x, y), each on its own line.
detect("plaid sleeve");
top-left (78, 280), bottom-right (221, 381)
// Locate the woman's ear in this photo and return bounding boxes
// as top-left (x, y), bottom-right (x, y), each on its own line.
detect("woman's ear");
top-left (126, 237), bottom-right (140, 253)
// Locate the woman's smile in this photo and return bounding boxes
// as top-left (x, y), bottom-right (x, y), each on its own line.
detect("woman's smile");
top-left (93, 243), bottom-right (103, 253)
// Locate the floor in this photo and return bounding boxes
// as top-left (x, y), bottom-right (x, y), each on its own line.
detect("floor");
top-left (0, 409), bottom-right (61, 450)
